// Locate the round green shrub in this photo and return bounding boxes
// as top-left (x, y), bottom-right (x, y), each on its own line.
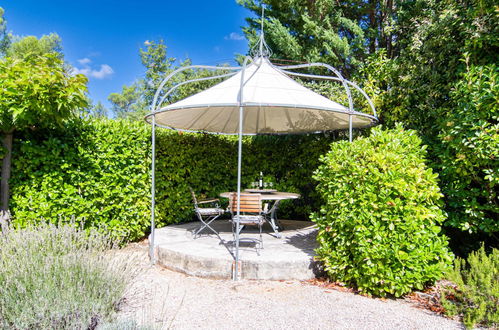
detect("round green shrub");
top-left (311, 125), bottom-right (454, 297)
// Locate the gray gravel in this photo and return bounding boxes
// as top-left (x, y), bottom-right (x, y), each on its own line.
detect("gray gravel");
top-left (118, 244), bottom-right (463, 330)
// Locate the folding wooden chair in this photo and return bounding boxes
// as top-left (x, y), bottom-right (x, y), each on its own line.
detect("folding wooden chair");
top-left (228, 192), bottom-right (265, 254)
top-left (190, 187), bottom-right (225, 238)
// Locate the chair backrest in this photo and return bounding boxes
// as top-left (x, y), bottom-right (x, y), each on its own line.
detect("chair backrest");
top-left (228, 193), bottom-right (262, 214)
top-left (188, 187), bottom-right (198, 207)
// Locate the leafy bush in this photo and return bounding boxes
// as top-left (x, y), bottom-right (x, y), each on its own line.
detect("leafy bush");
top-left (437, 64), bottom-right (498, 234)
top-left (311, 125), bottom-right (453, 297)
top-left (0, 222), bottom-right (140, 329)
top-left (10, 118), bottom-right (151, 241)
top-left (10, 118), bottom-right (338, 240)
top-left (441, 245), bottom-right (498, 329)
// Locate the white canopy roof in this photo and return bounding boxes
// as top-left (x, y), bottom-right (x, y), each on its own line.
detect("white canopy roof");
top-left (151, 57), bottom-right (376, 135)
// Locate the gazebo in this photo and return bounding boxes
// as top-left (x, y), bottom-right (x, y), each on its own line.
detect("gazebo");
top-left (145, 27), bottom-right (378, 280)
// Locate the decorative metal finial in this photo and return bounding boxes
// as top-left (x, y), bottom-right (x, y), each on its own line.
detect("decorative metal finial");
top-left (259, 6), bottom-right (264, 54)
top-left (251, 4), bottom-right (272, 58)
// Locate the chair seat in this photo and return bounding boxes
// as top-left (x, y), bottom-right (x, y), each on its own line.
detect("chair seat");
top-left (196, 207), bottom-right (224, 216)
top-left (233, 215), bottom-right (264, 225)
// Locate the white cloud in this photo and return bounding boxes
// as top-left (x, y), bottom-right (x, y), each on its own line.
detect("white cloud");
top-left (77, 57), bottom-right (91, 65)
top-left (71, 66), bottom-right (89, 75)
top-left (90, 64), bottom-right (114, 79)
top-left (72, 63), bottom-right (114, 79)
top-left (224, 32), bottom-right (245, 41)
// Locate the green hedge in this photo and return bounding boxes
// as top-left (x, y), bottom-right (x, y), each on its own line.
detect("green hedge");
top-left (155, 132), bottom-right (338, 227)
top-left (311, 125), bottom-right (453, 297)
top-left (10, 118), bottom-right (337, 241)
top-left (11, 119), bottom-right (151, 240)
top-left (436, 64), bottom-right (498, 234)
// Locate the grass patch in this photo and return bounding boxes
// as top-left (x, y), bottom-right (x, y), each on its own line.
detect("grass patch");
top-left (0, 222), bottom-right (141, 329)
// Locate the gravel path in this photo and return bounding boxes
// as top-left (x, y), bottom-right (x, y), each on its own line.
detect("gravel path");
top-left (118, 244), bottom-right (463, 330)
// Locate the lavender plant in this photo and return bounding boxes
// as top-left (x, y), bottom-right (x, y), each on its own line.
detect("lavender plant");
top-left (0, 222), bottom-right (141, 329)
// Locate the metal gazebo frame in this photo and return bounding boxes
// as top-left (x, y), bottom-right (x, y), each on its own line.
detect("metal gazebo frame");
top-left (145, 34), bottom-right (378, 280)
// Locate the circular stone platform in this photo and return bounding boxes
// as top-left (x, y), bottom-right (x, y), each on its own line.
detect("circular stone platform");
top-left (151, 219), bottom-right (320, 280)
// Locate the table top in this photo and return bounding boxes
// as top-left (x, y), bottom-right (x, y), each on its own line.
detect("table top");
top-left (219, 191), bottom-right (300, 201)
top-left (245, 189), bottom-right (277, 193)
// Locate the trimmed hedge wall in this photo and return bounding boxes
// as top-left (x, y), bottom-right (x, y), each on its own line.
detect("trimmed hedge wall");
top-left (10, 118), bottom-right (337, 241)
top-left (155, 132), bottom-right (338, 228)
top-left (11, 119), bottom-right (151, 240)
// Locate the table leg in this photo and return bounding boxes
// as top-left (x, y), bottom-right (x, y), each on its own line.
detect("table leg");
top-left (267, 200), bottom-right (282, 238)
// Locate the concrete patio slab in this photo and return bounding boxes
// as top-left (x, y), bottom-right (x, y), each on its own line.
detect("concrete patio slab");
top-left (152, 219), bottom-right (320, 280)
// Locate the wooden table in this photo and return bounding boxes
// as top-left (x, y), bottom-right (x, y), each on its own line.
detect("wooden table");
top-left (220, 191), bottom-right (300, 238)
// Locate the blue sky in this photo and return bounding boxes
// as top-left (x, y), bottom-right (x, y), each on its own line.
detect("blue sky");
top-left (2, 0), bottom-right (251, 110)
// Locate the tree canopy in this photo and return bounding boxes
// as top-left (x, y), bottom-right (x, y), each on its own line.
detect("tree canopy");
top-left (0, 8), bottom-right (10, 55)
top-left (0, 54), bottom-right (86, 133)
top-left (5, 34), bottom-right (63, 60)
top-left (0, 11), bottom-right (89, 212)
top-left (108, 39), bottom-right (231, 120)
top-left (239, 0), bottom-right (364, 75)
top-left (239, 0), bottom-right (498, 238)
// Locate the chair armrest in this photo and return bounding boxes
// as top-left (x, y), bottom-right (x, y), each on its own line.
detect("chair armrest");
top-left (198, 198), bottom-right (220, 204)
top-left (198, 198), bottom-right (221, 209)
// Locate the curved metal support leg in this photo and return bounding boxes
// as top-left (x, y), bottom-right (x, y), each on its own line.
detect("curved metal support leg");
top-left (234, 56), bottom-right (252, 280)
top-left (266, 200), bottom-right (283, 238)
top-left (151, 64), bottom-right (241, 111)
top-left (149, 116), bottom-right (156, 264)
top-left (279, 69), bottom-right (378, 119)
top-left (276, 62), bottom-right (354, 112)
